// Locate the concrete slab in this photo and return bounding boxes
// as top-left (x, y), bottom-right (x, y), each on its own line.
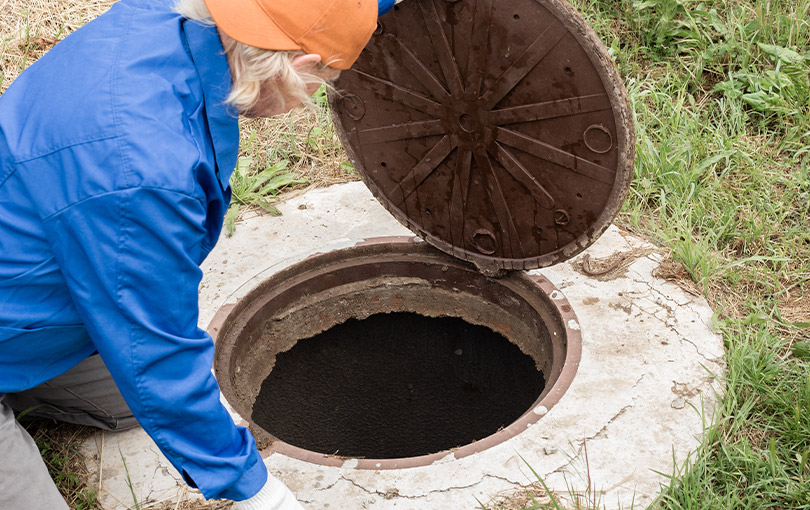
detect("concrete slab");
top-left (80, 182), bottom-right (725, 509)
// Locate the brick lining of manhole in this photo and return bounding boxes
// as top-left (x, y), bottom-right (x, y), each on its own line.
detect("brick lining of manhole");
top-left (209, 237), bottom-right (581, 469)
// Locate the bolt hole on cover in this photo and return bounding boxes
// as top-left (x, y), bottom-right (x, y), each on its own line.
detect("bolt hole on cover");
top-left (330, 0), bottom-right (634, 273)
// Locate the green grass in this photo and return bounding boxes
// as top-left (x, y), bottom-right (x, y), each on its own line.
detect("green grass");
top-left (485, 0), bottom-right (809, 508)
top-left (569, 1), bottom-right (810, 509)
top-left (120, 450), bottom-right (141, 510)
top-left (479, 451), bottom-right (635, 510)
top-left (226, 85), bottom-right (356, 232)
top-left (224, 154), bottom-right (305, 236)
top-left (22, 420), bottom-right (99, 510)
top-left (3, 1), bottom-right (810, 509)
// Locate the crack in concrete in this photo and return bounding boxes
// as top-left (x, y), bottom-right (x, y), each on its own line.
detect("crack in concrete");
top-left (620, 279), bottom-right (723, 367)
top-left (142, 444), bottom-right (183, 504)
top-left (309, 475), bottom-right (343, 495)
top-left (484, 473), bottom-right (526, 485)
top-left (587, 405), bottom-right (634, 443)
top-left (551, 404), bottom-right (636, 477)
top-left (342, 474), bottom-right (412, 500)
top-left (679, 335), bottom-right (724, 367)
top-left (304, 464), bottom-right (529, 502)
top-left (549, 374), bottom-right (645, 479)
top-left (142, 445), bottom-right (164, 502)
top-left (298, 476), bottom-right (344, 505)
top-left (336, 473), bottom-right (512, 501)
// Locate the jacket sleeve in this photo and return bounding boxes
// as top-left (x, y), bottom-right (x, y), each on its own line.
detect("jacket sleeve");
top-left (41, 186), bottom-right (267, 501)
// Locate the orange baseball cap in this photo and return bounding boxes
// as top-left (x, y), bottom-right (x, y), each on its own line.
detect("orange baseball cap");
top-left (203, 0), bottom-right (378, 70)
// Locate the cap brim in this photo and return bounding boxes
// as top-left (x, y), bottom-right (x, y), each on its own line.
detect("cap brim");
top-left (203, 0), bottom-right (301, 51)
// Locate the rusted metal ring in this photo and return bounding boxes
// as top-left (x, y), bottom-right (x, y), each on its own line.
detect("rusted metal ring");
top-left (209, 238), bottom-right (582, 469)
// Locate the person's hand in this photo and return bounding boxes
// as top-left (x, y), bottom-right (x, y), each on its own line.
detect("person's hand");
top-left (234, 474), bottom-right (305, 510)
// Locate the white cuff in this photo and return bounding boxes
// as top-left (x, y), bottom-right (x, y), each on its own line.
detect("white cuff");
top-left (234, 474), bottom-right (304, 510)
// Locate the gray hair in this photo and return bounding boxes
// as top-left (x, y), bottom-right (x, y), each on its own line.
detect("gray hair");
top-left (174, 0), bottom-right (327, 114)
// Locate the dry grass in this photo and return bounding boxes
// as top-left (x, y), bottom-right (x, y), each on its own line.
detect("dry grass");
top-left (238, 107), bottom-right (354, 192)
top-left (0, 0), bottom-right (355, 194)
top-left (780, 292), bottom-right (810, 343)
top-left (653, 254), bottom-right (703, 297)
top-left (147, 497), bottom-right (234, 510)
top-left (478, 482), bottom-right (554, 510)
top-left (22, 420), bottom-right (100, 509)
top-left (570, 246), bottom-right (658, 282)
top-left (0, 0), bottom-right (114, 91)
top-left (781, 294), bottom-right (810, 325)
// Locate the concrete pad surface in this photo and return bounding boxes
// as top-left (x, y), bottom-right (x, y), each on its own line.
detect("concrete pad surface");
top-left (80, 182), bottom-right (725, 509)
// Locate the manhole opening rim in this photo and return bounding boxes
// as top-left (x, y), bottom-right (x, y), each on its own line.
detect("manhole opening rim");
top-left (209, 237), bottom-right (582, 470)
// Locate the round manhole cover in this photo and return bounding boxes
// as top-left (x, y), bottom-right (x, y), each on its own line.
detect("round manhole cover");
top-left (330, 0), bottom-right (634, 274)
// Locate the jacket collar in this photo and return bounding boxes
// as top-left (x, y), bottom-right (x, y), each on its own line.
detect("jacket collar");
top-left (182, 19), bottom-right (239, 191)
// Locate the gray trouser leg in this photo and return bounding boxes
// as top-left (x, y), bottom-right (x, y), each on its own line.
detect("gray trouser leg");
top-left (3, 353), bottom-right (138, 431)
top-left (0, 399), bottom-right (70, 510)
top-left (0, 354), bottom-right (138, 509)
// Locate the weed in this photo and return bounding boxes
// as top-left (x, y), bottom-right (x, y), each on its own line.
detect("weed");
top-left (2, 0), bottom-right (809, 509)
top-left (237, 85), bottom-right (356, 191)
top-left (477, 449), bottom-right (629, 510)
top-left (576, 0), bottom-right (810, 508)
top-left (120, 450), bottom-right (141, 510)
top-left (224, 152), bottom-right (306, 235)
top-left (23, 419), bottom-right (99, 509)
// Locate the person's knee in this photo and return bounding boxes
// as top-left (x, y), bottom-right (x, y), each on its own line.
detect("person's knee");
top-left (109, 414), bottom-right (139, 431)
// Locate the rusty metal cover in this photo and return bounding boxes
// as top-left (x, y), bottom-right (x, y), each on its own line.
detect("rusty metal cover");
top-left (329, 0), bottom-right (634, 275)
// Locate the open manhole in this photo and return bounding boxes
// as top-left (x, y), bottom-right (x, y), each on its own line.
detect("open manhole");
top-left (211, 238), bottom-right (581, 468)
top-left (253, 312), bottom-right (544, 459)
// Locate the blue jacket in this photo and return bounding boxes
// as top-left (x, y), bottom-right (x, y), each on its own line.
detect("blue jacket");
top-left (0, 0), bottom-right (266, 500)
